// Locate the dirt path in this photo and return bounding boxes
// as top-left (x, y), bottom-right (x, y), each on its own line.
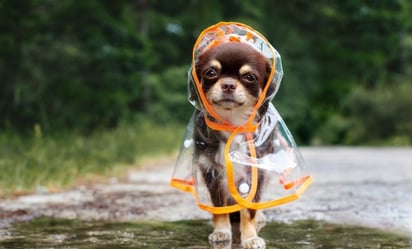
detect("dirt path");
top-left (1, 147), bottom-right (411, 236)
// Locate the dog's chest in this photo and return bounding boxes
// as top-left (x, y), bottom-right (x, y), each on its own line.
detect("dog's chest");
top-left (215, 133), bottom-right (248, 167)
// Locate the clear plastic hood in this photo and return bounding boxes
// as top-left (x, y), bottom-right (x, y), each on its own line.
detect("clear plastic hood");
top-left (188, 22), bottom-right (283, 120)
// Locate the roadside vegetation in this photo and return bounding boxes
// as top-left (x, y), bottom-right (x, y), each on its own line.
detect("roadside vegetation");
top-left (0, 121), bottom-right (184, 195)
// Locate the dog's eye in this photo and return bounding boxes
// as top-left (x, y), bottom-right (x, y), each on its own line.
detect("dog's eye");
top-left (204, 68), bottom-right (218, 79)
top-left (243, 74), bottom-right (257, 83)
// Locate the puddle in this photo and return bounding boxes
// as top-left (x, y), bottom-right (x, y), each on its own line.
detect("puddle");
top-left (0, 218), bottom-right (410, 248)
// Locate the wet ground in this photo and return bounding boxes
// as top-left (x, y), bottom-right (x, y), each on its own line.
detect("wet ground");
top-left (1, 218), bottom-right (411, 248)
top-left (0, 147), bottom-right (411, 248)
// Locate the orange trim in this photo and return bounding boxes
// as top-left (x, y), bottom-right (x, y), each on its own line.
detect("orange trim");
top-left (223, 128), bottom-right (259, 207)
top-left (204, 117), bottom-right (257, 132)
top-left (170, 177), bottom-right (194, 186)
top-left (198, 203), bottom-right (244, 214)
top-left (281, 175), bottom-right (311, 190)
top-left (170, 178), bottom-right (194, 193)
top-left (171, 176), bottom-right (312, 213)
top-left (245, 132), bottom-right (258, 202)
top-left (171, 178), bottom-right (244, 213)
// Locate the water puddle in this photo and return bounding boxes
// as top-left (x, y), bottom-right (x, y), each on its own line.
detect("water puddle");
top-left (0, 218), bottom-right (410, 248)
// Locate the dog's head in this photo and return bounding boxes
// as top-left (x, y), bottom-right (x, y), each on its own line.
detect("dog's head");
top-left (195, 42), bottom-right (273, 126)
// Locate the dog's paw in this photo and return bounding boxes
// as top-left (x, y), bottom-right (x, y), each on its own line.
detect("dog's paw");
top-left (242, 236), bottom-right (266, 249)
top-left (208, 228), bottom-right (232, 242)
top-left (209, 239), bottom-right (232, 249)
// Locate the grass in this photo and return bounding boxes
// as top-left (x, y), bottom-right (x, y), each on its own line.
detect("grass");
top-left (0, 121), bottom-right (185, 196)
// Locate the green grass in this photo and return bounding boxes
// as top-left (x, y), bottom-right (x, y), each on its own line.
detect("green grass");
top-left (0, 121), bottom-right (184, 196)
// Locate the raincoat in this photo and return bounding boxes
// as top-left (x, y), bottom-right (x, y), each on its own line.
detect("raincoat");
top-left (170, 22), bottom-right (312, 214)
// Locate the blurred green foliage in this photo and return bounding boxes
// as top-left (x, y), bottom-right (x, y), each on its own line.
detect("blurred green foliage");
top-left (1, 0), bottom-right (411, 145)
top-left (0, 121), bottom-right (183, 194)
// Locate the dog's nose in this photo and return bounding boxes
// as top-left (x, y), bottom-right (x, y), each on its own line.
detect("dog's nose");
top-left (221, 82), bottom-right (236, 93)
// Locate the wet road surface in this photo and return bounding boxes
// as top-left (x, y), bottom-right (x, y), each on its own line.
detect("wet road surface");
top-left (0, 147), bottom-right (411, 237)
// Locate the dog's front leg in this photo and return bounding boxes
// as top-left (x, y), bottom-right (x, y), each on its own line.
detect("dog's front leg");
top-left (209, 213), bottom-right (232, 242)
top-left (240, 209), bottom-right (266, 248)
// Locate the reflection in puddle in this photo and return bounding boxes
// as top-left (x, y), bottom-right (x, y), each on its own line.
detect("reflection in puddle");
top-left (0, 218), bottom-right (410, 248)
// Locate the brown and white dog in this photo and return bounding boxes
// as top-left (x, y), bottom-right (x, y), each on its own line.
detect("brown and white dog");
top-left (193, 42), bottom-right (275, 248)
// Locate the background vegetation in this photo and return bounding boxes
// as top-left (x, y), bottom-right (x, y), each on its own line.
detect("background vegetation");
top-left (0, 1), bottom-right (411, 193)
top-left (1, 0), bottom-right (411, 144)
top-left (0, 121), bottom-right (183, 194)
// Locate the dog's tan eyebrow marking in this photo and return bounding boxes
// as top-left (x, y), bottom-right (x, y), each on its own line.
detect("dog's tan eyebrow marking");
top-left (209, 59), bottom-right (221, 70)
top-left (239, 64), bottom-right (253, 75)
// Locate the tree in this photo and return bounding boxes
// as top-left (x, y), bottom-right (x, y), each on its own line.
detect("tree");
top-left (0, 0), bottom-right (410, 145)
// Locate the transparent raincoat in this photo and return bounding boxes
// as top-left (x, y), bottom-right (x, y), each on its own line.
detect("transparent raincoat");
top-left (170, 22), bottom-right (312, 214)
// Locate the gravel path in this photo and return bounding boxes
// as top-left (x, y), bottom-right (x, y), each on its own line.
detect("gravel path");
top-left (0, 147), bottom-right (411, 236)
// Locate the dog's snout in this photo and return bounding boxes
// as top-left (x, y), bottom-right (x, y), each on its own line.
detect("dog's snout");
top-left (221, 81), bottom-right (237, 93)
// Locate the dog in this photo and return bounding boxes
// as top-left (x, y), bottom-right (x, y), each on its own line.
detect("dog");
top-left (193, 42), bottom-right (276, 248)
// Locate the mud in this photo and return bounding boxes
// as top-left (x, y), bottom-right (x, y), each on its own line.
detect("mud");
top-left (0, 147), bottom-right (411, 238)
